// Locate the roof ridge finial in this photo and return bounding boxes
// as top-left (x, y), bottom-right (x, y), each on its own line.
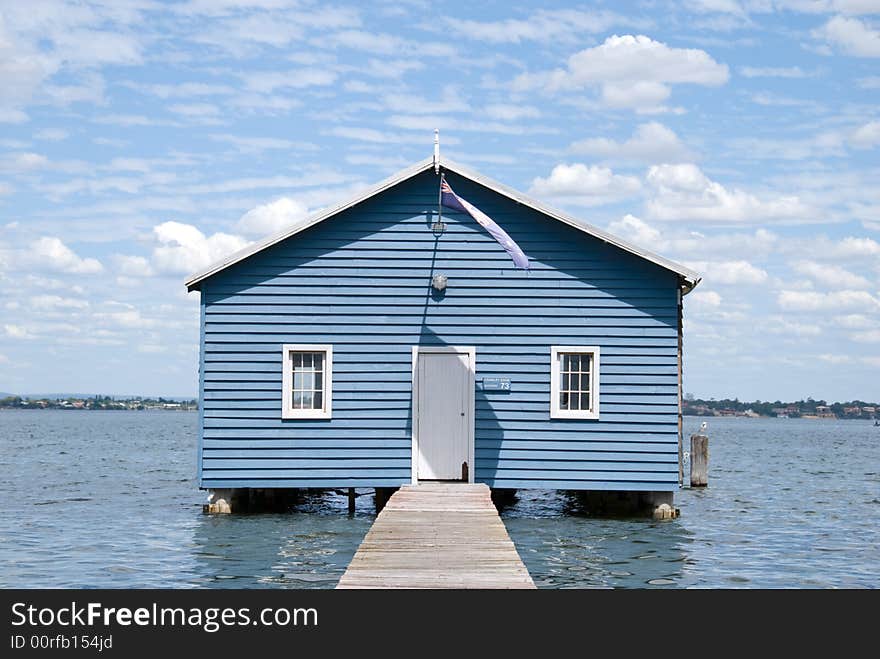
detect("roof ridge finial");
top-left (433, 128), bottom-right (440, 174)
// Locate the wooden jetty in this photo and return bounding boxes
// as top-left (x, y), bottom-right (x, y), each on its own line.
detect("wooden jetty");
top-left (337, 483), bottom-right (535, 589)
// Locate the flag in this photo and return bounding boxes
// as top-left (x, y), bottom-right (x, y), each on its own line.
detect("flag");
top-left (440, 175), bottom-right (530, 270)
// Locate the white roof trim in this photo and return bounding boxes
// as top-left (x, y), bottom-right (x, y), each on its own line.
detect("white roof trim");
top-left (185, 156), bottom-right (701, 293)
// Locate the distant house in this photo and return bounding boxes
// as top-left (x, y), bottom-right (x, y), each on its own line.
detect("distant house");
top-left (186, 156), bottom-right (700, 512)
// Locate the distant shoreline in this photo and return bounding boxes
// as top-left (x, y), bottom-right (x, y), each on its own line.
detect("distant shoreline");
top-left (0, 407), bottom-right (197, 412)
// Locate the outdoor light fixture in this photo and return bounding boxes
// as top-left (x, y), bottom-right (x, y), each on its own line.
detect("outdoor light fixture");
top-left (432, 274), bottom-right (448, 291)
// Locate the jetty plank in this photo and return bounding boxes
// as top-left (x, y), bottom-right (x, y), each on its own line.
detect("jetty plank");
top-left (336, 483), bottom-right (535, 589)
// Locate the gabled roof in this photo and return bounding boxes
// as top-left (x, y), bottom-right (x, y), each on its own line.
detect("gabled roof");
top-left (185, 156), bottom-right (701, 293)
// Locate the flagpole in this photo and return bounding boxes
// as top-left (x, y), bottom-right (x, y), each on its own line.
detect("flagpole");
top-left (434, 129), bottom-right (444, 234)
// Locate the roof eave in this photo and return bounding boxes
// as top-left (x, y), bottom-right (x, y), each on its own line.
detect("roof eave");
top-left (185, 155), bottom-right (702, 292)
top-left (185, 156), bottom-right (436, 291)
top-left (439, 157), bottom-right (703, 292)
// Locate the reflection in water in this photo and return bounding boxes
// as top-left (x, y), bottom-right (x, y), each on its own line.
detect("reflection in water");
top-left (190, 491), bottom-right (374, 589)
top-left (501, 490), bottom-right (694, 588)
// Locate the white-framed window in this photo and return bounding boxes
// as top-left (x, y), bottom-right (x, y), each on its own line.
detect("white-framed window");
top-left (550, 346), bottom-right (600, 419)
top-left (281, 344), bottom-right (333, 419)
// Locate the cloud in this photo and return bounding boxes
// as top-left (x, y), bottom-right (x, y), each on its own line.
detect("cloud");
top-left (607, 214), bottom-right (664, 247)
top-left (382, 87), bottom-right (470, 115)
top-left (31, 294), bottom-right (89, 310)
top-left (851, 329), bottom-right (880, 343)
top-left (3, 324), bottom-right (33, 339)
top-left (34, 128), bottom-right (69, 141)
top-left (645, 163), bottom-right (811, 222)
top-left (766, 317), bottom-right (823, 337)
top-left (209, 134), bottom-right (317, 153)
top-left (42, 73), bottom-right (106, 107)
top-left (833, 313), bottom-right (876, 329)
top-left (0, 152), bottom-right (49, 173)
top-left (152, 221), bottom-right (249, 275)
top-left (244, 69), bottom-right (338, 94)
top-left (94, 307), bottom-right (155, 329)
top-left (483, 104), bottom-right (541, 121)
top-left (168, 103), bottom-right (221, 118)
top-left (776, 1), bottom-right (880, 14)
top-left (739, 66), bottom-right (808, 78)
top-left (849, 121), bottom-right (880, 148)
top-left (439, 8), bottom-right (633, 44)
top-left (688, 259), bottom-right (769, 285)
top-left (528, 164), bottom-right (642, 206)
top-left (688, 290), bottom-right (723, 309)
top-left (569, 122), bottom-right (695, 163)
top-left (513, 35), bottom-right (728, 112)
top-left (813, 16), bottom-right (880, 57)
top-left (834, 236), bottom-right (880, 257)
top-left (818, 353), bottom-right (851, 364)
top-left (777, 289), bottom-right (880, 311)
top-left (113, 255), bottom-right (155, 277)
top-left (236, 197), bottom-right (310, 237)
top-left (31, 237), bottom-right (103, 274)
top-left (126, 81), bottom-right (236, 99)
top-left (791, 261), bottom-right (872, 289)
top-left (386, 114), bottom-right (553, 135)
top-left (320, 30), bottom-right (455, 58)
top-left (685, 0), bottom-right (747, 15)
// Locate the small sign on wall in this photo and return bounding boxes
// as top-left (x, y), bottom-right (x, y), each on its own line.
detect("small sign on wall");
top-left (482, 377), bottom-right (511, 391)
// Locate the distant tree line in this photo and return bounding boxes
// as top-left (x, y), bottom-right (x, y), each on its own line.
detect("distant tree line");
top-left (684, 394), bottom-right (878, 418)
top-left (0, 395), bottom-right (198, 410)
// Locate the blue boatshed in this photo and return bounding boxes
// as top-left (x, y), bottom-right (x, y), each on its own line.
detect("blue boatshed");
top-left (186, 156), bottom-right (700, 512)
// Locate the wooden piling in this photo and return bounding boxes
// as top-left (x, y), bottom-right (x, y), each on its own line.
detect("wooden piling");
top-left (690, 434), bottom-right (709, 487)
top-left (374, 487), bottom-right (397, 514)
top-left (348, 487), bottom-right (356, 515)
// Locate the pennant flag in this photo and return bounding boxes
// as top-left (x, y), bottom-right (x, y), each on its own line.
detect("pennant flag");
top-left (440, 175), bottom-right (530, 270)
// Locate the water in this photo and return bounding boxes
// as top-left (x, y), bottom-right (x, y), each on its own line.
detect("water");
top-left (0, 411), bottom-right (877, 588)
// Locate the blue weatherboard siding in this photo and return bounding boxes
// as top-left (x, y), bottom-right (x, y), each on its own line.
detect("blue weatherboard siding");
top-left (199, 169), bottom-right (681, 491)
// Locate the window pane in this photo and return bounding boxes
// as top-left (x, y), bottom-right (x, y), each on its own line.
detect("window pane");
top-left (570, 354), bottom-right (580, 371)
top-left (561, 354), bottom-right (569, 372)
top-left (561, 373), bottom-right (569, 391)
top-left (560, 392), bottom-right (569, 410)
top-left (582, 354), bottom-right (591, 373)
top-left (570, 374), bottom-right (580, 391)
top-left (580, 393), bottom-right (591, 411)
top-left (287, 350), bottom-right (329, 415)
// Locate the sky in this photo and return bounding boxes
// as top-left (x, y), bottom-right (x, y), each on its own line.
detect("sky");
top-left (0, 0), bottom-right (878, 401)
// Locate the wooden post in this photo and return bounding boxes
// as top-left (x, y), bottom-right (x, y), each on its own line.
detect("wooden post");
top-left (348, 487), bottom-right (356, 515)
top-left (374, 487), bottom-right (398, 514)
top-left (690, 434), bottom-right (708, 487)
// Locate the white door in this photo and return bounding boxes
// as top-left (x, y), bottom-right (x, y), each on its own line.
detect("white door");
top-left (416, 350), bottom-right (472, 481)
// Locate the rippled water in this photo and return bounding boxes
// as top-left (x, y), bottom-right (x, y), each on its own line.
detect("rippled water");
top-left (1, 411), bottom-right (877, 588)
